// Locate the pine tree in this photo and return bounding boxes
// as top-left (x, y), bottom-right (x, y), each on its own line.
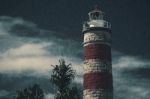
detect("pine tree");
top-left (50, 59), bottom-right (80, 99)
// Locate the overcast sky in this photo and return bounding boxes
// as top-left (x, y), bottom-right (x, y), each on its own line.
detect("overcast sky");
top-left (0, 0), bottom-right (150, 99)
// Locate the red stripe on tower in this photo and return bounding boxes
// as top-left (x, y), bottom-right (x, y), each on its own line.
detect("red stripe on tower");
top-left (84, 72), bottom-right (113, 89)
top-left (84, 44), bottom-right (111, 61)
top-left (82, 7), bottom-right (113, 99)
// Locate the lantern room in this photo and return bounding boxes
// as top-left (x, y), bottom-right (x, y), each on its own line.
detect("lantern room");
top-left (82, 6), bottom-right (111, 32)
top-left (88, 9), bottom-right (104, 21)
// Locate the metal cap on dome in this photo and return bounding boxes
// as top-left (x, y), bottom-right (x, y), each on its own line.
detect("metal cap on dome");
top-left (93, 5), bottom-right (102, 11)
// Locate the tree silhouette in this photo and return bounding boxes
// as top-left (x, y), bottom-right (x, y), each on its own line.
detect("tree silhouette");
top-left (50, 59), bottom-right (80, 99)
top-left (13, 84), bottom-right (44, 99)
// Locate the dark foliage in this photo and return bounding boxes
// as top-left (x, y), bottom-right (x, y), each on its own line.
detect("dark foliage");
top-left (50, 59), bottom-right (80, 99)
top-left (13, 84), bottom-right (44, 99)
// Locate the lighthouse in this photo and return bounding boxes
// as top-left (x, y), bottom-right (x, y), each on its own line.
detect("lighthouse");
top-left (83, 7), bottom-right (113, 99)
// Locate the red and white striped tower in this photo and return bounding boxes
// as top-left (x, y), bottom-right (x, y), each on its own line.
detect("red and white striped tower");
top-left (83, 7), bottom-right (113, 99)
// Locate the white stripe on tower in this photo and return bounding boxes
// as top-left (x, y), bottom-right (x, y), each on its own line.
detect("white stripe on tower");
top-left (83, 89), bottom-right (113, 99)
top-left (83, 59), bottom-right (112, 74)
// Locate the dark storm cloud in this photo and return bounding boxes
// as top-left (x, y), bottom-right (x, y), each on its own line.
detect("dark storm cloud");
top-left (45, 39), bottom-right (82, 58)
top-left (0, 16), bottom-right (51, 38)
top-left (121, 67), bottom-right (150, 79)
top-left (0, 16), bottom-right (83, 77)
top-left (0, 16), bottom-right (41, 53)
top-left (0, 16), bottom-right (76, 40)
top-left (0, 73), bottom-right (53, 93)
top-left (0, 16), bottom-right (82, 58)
top-left (112, 54), bottom-right (150, 99)
top-left (0, 36), bottom-right (21, 52)
top-left (113, 68), bottom-right (150, 99)
top-left (0, 90), bottom-right (9, 97)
